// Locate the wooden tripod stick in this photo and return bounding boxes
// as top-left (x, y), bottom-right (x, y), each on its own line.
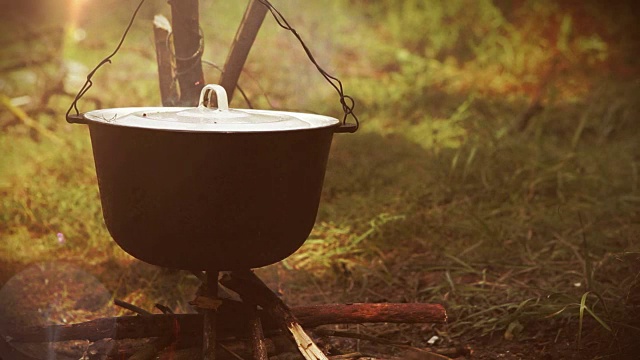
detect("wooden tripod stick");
top-left (221, 270), bottom-right (329, 360)
top-left (219, 0), bottom-right (268, 103)
top-left (203, 270), bottom-right (219, 360)
top-left (247, 303), bottom-right (269, 360)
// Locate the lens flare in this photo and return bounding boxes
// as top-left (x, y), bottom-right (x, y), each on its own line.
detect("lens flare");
top-left (66, 0), bottom-right (89, 43)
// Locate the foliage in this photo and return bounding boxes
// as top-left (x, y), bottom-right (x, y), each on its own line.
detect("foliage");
top-left (1, 0), bottom-right (639, 357)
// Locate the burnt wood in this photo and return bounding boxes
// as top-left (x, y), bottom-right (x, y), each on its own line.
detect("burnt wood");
top-left (7, 302), bottom-right (446, 343)
top-left (247, 305), bottom-right (269, 360)
top-left (220, 270), bottom-right (328, 359)
top-left (202, 271), bottom-right (219, 360)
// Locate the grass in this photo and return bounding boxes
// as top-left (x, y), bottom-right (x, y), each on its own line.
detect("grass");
top-left (278, 72), bottom-right (639, 355)
top-left (1, 0), bottom-right (639, 358)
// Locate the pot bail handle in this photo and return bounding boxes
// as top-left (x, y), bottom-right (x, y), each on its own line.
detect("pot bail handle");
top-left (199, 84), bottom-right (229, 111)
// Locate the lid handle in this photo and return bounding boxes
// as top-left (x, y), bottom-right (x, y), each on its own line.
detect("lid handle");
top-left (199, 84), bottom-right (229, 111)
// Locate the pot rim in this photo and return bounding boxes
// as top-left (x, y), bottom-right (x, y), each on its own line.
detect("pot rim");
top-left (76, 84), bottom-right (342, 133)
top-left (80, 107), bottom-right (341, 133)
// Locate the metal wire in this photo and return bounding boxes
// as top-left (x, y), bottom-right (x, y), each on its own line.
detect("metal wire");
top-left (166, 26), bottom-right (205, 63)
top-left (66, 0), bottom-right (146, 120)
top-left (257, 0), bottom-right (359, 131)
top-left (66, 0), bottom-right (360, 132)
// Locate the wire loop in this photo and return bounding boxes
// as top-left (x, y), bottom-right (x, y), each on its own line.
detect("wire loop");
top-left (166, 26), bottom-right (205, 63)
top-left (257, 0), bottom-right (359, 131)
top-left (66, 0), bottom-right (359, 132)
top-left (66, 0), bottom-right (146, 122)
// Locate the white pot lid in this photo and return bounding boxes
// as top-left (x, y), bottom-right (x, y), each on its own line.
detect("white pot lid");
top-left (81, 84), bottom-right (340, 133)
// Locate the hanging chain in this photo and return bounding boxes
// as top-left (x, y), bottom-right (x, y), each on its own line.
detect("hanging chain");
top-left (257, 0), bottom-right (359, 131)
top-left (66, 0), bottom-right (146, 122)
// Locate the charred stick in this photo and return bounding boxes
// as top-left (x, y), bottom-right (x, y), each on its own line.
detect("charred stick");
top-left (203, 270), bottom-right (220, 360)
top-left (8, 303), bottom-right (446, 343)
top-left (221, 270), bottom-right (327, 360)
top-left (247, 304), bottom-right (269, 360)
top-left (114, 299), bottom-right (153, 316)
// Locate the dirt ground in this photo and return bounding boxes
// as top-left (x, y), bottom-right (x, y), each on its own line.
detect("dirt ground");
top-left (1, 260), bottom-right (638, 360)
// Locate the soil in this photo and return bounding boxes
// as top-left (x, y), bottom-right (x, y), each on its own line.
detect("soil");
top-left (0, 260), bottom-right (638, 360)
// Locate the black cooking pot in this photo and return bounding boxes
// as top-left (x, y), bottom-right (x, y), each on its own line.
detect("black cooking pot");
top-left (67, 85), bottom-right (355, 270)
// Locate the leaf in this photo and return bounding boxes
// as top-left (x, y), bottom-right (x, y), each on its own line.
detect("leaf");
top-left (578, 291), bottom-right (589, 346)
top-left (583, 306), bottom-right (612, 332)
top-left (504, 320), bottom-right (524, 341)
